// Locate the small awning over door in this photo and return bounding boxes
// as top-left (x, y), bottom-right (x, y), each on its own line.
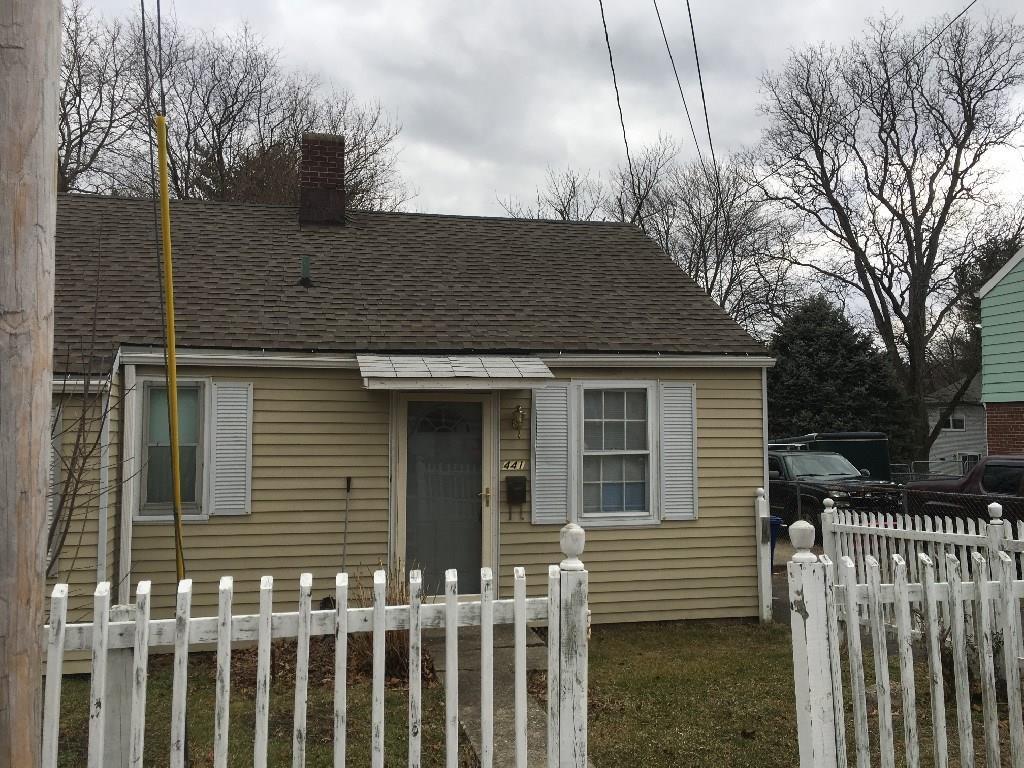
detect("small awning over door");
top-left (357, 354), bottom-right (554, 390)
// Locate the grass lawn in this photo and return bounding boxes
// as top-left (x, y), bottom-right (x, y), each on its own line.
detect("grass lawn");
top-left (58, 619), bottom-right (800, 767)
top-left (586, 620), bottom-right (798, 767)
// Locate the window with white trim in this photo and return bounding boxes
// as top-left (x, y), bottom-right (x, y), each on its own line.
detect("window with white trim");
top-left (135, 378), bottom-right (254, 520)
top-left (582, 388), bottom-right (652, 522)
top-left (943, 414), bottom-right (966, 431)
top-left (531, 379), bottom-right (697, 527)
top-left (141, 382), bottom-right (205, 516)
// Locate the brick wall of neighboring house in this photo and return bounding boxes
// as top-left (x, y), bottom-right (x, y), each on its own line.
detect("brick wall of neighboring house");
top-left (987, 402), bottom-right (1024, 454)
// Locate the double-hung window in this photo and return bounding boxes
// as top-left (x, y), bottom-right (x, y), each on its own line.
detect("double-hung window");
top-left (141, 382), bottom-right (205, 516)
top-left (133, 377), bottom-right (254, 520)
top-left (582, 387), bottom-right (653, 522)
top-left (532, 379), bottom-right (697, 527)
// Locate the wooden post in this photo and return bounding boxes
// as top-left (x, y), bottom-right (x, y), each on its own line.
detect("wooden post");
top-left (755, 488), bottom-right (773, 622)
top-left (821, 498), bottom-right (837, 563)
top-left (103, 605), bottom-right (134, 768)
top-left (558, 524), bottom-right (588, 768)
top-left (0, 1), bottom-right (60, 766)
top-left (788, 520), bottom-right (840, 768)
top-left (986, 502), bottom-right (1005, 578)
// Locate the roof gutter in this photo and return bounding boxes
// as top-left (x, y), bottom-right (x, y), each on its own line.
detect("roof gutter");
top-left (116, 346), bottom-right (775, 370)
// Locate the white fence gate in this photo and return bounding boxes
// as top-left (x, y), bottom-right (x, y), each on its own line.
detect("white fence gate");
top-left (821, 499), bottom-right (1024, 585)
top-left (788, 518), bottom-right (1024, 768)
top-left (42, 524), bottom-right (590, 768)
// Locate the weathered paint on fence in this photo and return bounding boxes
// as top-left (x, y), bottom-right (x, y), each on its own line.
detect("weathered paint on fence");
top-left (41, 525), bottom-right (590, 768)
top-left (789, 518), bottom-right (1024, 768)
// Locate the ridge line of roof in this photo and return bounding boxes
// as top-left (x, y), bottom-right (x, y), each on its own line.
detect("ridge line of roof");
top-left (59, 193), bottom-right (636, 228)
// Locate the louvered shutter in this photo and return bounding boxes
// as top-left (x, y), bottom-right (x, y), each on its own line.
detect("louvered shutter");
top-left (210, 382), bottom-right (253, 516)
top-left (532, 383), bottom-right (572, 524)
top-left (660, 382), bottom-right (698, 520)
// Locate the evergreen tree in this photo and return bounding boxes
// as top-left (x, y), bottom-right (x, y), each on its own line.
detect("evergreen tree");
top-left (768, 296), bottom-right (912, 460)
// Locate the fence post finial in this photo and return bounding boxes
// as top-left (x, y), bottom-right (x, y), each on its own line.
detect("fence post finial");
top-left (560, 523), bottom-right (585, 571)
top-left (790, 520), bottom-right (817, 563)
top-left (823, 497), bottom-right (835, 511)
top-left (988, 501), bottom-right (1003, 521)
top-left (756, 487), bottom-right (766, 501)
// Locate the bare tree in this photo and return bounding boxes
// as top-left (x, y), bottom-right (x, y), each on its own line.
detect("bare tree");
top-left (499, 165), bottom-right (607, 221)
top-left (753, 13), bottom-right (1024, 458)
top-left (501, 142), bottom-right (800, 336)
top-left (603, 135), bottom-right (678, 229)
top-left (647, 159), bottom-right (802, 339)
top-left (58, 0), bottom-right (137, 193)
top-left (57, 1), bottom-right (410, 209)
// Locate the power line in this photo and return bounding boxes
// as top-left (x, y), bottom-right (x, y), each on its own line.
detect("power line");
top-left (596, 0), bottom-right (637, 199)
top-left (651, 0), bottom-right (706, 171)
top-left (744, 0), bottom-right (980, 197)
top-left (683, 0), bottom-right (718, 173)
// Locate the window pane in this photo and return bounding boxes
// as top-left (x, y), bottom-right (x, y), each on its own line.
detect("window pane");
top-left (583, 456), bottom-right (601, 482)
top-left (177, 388), bottom-right (200, 444)
top-left (146, 445), bottom-right (172, 503)
top-left (601, 455), bottom-right (624, 482)
top-left (146, 445), bottom-right (198, 505)
top-left (624, 455), bottom-right (646, 481)
top-left (982, 465), bottom-right (1024, 495)
top-left (148, 386), bottom-right (200, 445)
top-left (583, 483), bottom-right (601, 513)
top-left (626, 390), bottom-right (646, 419)
top-left (601, 482), bottom-right (624, 512)
top-left (624, 482), bottom-right (647, 511)
top-left (603, 421), bottom-right (625, 450)
top-left (603, 391), bottom-right (625, 419)
top-left (626, 421), bottom-right (646, 450)
top-left (148, 388), bottom-right (169, 444)
top-left (584, 421), bottom-right (602, 451)
top-left (584, 391), bottom-right (602, 419)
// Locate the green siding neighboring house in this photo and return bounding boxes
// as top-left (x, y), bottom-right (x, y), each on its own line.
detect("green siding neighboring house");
top-left (979, 247), bottom-right (1024, 454)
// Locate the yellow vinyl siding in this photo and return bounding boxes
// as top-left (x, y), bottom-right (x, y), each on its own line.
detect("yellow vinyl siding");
top-left (129, 367), bottom-right (391, 618)
top-left (497, 367), bottom-right (764, 623)
top-left (123, 363), bottom-right (763, 626)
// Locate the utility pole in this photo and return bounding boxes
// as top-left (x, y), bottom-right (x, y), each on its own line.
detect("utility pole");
top-left (0, 1), bottom-right (60, 766)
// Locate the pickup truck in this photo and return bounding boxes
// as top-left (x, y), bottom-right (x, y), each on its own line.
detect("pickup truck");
top-left (768, 450), bottom-right (901, 536)
top-left (904, 455), bottom-right (1024, 523)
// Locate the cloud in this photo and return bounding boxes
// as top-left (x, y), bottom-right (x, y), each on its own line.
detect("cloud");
top-left (92, 0), bottom-right (1024, 214)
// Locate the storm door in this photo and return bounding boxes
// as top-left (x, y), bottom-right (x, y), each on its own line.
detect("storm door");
top-left (405, 401), bottom-right (484, 594)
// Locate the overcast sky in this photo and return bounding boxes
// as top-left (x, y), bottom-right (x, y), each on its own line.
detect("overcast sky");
top-left (94, 0), bottom-right (1024, 215)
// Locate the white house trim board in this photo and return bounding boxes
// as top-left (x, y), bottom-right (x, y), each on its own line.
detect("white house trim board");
top-left (978, 245), bottom-right (1024, 298)
top-left (541, 353), bottom-right (775, 368)
top-left (118, 364), bottom-right (137, 604)
top-left (116, 346), bottom-right (775, 371)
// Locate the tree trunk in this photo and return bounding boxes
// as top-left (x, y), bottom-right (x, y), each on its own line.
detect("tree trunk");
top-left (0, 2), bottom-right (60, 766)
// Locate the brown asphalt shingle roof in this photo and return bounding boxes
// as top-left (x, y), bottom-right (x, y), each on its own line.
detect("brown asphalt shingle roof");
top-left (55, 194), bottom-right (765, 373)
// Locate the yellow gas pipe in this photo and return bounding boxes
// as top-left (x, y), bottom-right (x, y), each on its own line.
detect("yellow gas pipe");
top-left (155, 114), bottom-right (187, 582)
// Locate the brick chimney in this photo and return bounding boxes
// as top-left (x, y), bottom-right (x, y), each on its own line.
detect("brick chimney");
top-left (299, 133), bottom-right (345, 226)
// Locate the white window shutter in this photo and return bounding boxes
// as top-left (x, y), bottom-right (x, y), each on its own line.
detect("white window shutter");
top-left (660, 382), bottom-right (698, 520)
top-left (210, 382), bottom-right (253, 516)
top-left (532, 383), bottom-right (571, 524)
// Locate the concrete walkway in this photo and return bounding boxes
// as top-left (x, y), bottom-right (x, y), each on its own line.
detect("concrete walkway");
top-left (423, 625), bottom-right (551, 768)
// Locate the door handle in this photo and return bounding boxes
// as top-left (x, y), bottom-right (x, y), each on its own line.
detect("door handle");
top-left (478, 487), bottom-right (491, 508)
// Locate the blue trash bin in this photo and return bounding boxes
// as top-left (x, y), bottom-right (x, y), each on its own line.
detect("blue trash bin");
top-left (769, 516), bottom-right (786, 566)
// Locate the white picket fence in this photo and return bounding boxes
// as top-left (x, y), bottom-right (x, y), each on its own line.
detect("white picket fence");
top-left (41, 524), bottom-right (590, 768)
top-left (821, 499), bottom-right (1024, 586)
top-left (788, 518), bottom-right (1024, 768)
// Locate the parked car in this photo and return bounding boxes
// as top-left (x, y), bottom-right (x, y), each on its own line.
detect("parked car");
top-left (769, 431), bottom-right (892, 480)
top-left (904, 455), bottom-right (1024, 523)
top-left (768, 450), bottom-right (901, 536)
